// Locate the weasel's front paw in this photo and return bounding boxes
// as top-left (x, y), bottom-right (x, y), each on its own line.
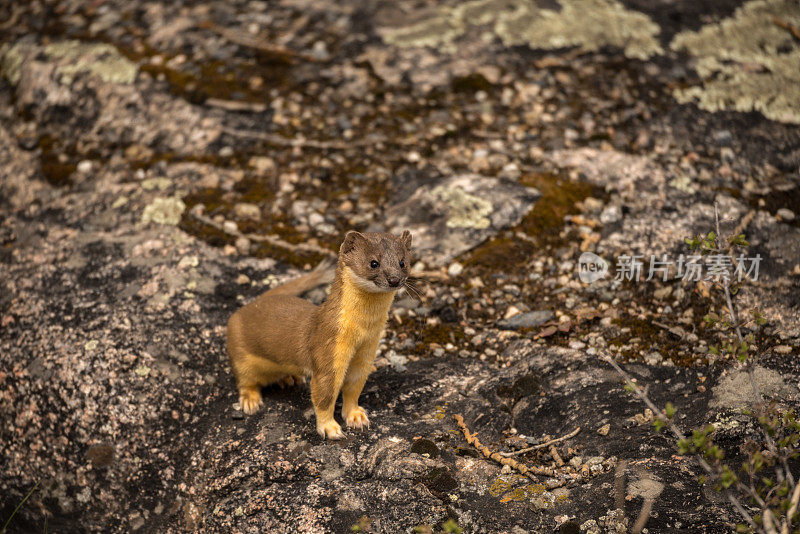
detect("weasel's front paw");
top-left (344, 407), bottom-right (370, 429)
top-left (317, 419), bottom-right (344, 440)
top-left (240, 388), bottom-right (263, 415)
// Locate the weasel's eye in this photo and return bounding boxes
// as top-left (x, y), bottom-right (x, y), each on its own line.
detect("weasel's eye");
top-left (370, 260), bottom-right (380, 269)
top-left (399, 260), bottom-right (405, 268)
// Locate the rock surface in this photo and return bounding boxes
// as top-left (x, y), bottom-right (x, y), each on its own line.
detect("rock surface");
top-left (1, 1), bottom-right (799, 533)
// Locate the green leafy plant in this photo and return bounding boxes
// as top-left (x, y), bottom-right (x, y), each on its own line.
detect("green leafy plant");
top-left (608, 204), bottom-right (799, 534)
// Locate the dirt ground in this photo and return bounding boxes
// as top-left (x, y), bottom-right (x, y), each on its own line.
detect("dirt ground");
top-left (1, 0), bottom-right (799, 532)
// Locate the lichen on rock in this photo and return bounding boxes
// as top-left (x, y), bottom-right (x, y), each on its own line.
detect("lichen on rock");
top-left (0, 43), bottom-right (28, 85)
top-left (0, 40), bottom-right (138, 86)
top-left (382, 0), bottom-right (663, 60)
top-left (384, 174), bottom-right (540, 266)
top-left (430, 184), bottom-right (494, 229)
top-left (670, 0), bottom-right (800, 124)
top-left (44, 41), bottom-right (138, 85)
top-left (141, 197), bottom-right (186, 226)
top-left (493, 0), bottom-right (662, 60)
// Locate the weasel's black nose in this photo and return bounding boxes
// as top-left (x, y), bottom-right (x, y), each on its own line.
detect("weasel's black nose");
top-left (387, 276), bottom-right (401, 287)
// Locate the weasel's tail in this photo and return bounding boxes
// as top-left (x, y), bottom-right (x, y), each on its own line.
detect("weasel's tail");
top-left (264, 257), bottom-right (336, 297)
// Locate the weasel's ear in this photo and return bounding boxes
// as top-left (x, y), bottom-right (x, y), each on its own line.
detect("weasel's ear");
top-left (341, 231), bottom-right (367, 254)
top-left (400, 230), bottom-right (412, 249)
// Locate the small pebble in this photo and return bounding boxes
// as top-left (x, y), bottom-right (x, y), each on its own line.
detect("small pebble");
top-left (235, 236), bottom-right (251, 255)
top-left (776, 208), bottom-right (795, 222)
top-left (448, 262), bottom-right (464, 276)
top-left (77, 160), bottom-right (93, 173)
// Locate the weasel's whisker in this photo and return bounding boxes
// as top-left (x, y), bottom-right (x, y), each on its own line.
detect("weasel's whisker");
top-left (403, 281), bottom-right (423, 301)
top-left (403, 285), bottom-right (420, 301)
top-left (405, 279), bottom-right (423, 295)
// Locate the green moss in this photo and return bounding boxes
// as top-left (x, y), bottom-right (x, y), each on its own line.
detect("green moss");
top-left (132, 46), bottom-right (290, 105)
top-left (465, 173), bottom-right (603, 273)
top-left (608, 316), bottom-right (697, 366)
top-left (411, 323), bottom-right (466, 355)
top-left (747, 186), bottom-right (800, 228)
top-left (670, 0), bottom-right (800, 124)
top-left (451, 73), bottom-right (494, 93)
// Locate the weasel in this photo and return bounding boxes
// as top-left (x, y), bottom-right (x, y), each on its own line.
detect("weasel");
top-left (226, 230), bottom-right (412, 439)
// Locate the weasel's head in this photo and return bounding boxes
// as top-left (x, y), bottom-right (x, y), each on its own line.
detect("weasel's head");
top-left (339, 230), bottom-right (412, 293)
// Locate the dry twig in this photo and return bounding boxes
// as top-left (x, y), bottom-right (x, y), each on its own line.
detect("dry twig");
top-left (198, 21), bottom-right (317, 61)
top-left (453, 414), bottom-right (555, 479)
top-left (205, 98), bottom-right (267, 113)
top-left (549, 445), bottom-right (564, 467)
top-left (783, 482), bottom-right (800, 534)
top-left (188, 211), bottom-right (336, 259)
top-left (220, 127), bottom-right (352, 150)
top-left (501, 427), bottom-right (581, 457)
top-left (220, 127), bottom-right (392, 151)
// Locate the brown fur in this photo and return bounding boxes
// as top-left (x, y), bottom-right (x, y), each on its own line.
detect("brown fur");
top-left (226, 230), bottom-right (412, 439)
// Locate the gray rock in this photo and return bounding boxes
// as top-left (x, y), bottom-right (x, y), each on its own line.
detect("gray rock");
top-left (776, 208), bottom-right (795, 222)
top-left (384, 174), bottom-right (540, 266)
top-left (498, 310), bottom-right (554, 330)
top-left (710, 365), bottom-right (797, 411)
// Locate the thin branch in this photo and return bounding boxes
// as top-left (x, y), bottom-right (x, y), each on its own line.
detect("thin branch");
top-left (204, 98), bottom-right (267, 113)
top-left (453, 414), bottom-right (555, 479)
top-left (713, 204), bottom-right (745, 345)
top-left (500, 427), bottom-right (581, 457)
top-left (782, 482), bottom-right (800, 534)
top-left (714, 203), bottom-right (794, 488)
top-left (219, 126), bottom-right (393, 150)
top-left (764, 506), bottom-right (780, 534)
top-left (603, 355), bottom-right (758, 530)
top-left (198, 21), bottom-right (318, 61)
top-left (187, 211), bottom-right (336, 259)
top-left (220, 127), bottom-right (352, 150)
top-left (1, 481), bottom-right (39, 534)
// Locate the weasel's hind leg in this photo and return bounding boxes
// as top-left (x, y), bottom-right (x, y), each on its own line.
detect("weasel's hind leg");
top-left (234, 356), bottom-right (299, 414)
top-left (276, 374), bottom-right (307, 388)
